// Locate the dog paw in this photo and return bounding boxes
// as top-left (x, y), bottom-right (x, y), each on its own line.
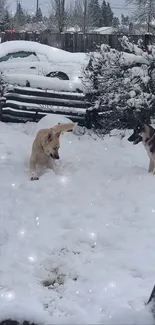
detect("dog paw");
top-left (31, 176), bottom-right (39, 181)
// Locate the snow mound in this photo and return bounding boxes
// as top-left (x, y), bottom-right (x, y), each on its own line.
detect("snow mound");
top-left (36, 115), bottom-right (72, 131)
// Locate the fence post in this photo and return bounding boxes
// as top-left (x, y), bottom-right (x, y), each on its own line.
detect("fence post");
top-left (85, 108), bottom-right (99, 129)
top-left (0, 85), bottom-right (5, 121)
top-left (144, 33), bottom-right (153, 50)
top-left (0, 99), bottom-right (3, 121)
top-left (34, 110), bottom-right (38, 122)
top-left (85, 109), bottom-right (92, 129)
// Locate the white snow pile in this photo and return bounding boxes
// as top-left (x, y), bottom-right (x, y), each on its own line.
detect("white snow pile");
top-left (0, 114), bottom-right (155, 324)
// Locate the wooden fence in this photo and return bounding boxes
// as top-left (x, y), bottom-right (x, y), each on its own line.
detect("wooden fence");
top-left (1, 31), bottom-right (154, 52)
top-left (1, 86), bottom-right (97, 128)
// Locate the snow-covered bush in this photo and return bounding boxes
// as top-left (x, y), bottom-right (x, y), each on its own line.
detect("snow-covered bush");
top-left (83, 36), bottom-right (155, 134)
top-left (21, 21), bottom-right (48, 33)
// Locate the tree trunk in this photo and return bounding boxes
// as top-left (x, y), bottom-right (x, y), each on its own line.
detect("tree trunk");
top-left (83, 0), bottom-right (87, 34)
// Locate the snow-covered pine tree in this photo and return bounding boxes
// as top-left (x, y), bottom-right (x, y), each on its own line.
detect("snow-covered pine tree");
top-left (100, 1), bottom-right (114, 27)
top-left (14, 2), bottom-right (26, 31)
top-left (121, 14), bottom-right (130, 26)
top-left (88, 0), bottom-right (101, 28)
top-left (0, 0), bottom-right (6, 22)
top-left (112, 17), bottom-right (120, 28)
top-left (2, 8), bottom-right (11, 30)
top-left (106, 2), bottom-right (113, 26)
top-left (0, 0), bottom-right (10, 31)
top-left (36, 7), bottom-right (43, 22)
top-left (100, 0), bottom-right (107, 26)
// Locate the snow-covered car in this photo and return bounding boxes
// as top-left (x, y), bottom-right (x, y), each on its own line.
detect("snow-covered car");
top-left (0, 40), bottom-right (89, 91)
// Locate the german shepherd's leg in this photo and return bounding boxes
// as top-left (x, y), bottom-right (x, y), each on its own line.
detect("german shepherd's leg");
top-left (148, 158), bottom-right (154, 173)
top-left (150, 155), bottom-right (155, 174)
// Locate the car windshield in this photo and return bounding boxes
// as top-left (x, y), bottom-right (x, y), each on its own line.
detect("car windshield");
top-left (0, 51), bottom-right (37, 62)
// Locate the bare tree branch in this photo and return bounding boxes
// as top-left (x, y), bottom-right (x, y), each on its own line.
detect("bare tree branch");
top-left (51, 0), bottom-right (66, 32)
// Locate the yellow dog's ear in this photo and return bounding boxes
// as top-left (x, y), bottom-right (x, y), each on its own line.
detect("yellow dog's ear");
top-left (67, 122), bottom-right (78, 132)
top-left (47, 131), bottom-right (54, 142)
top-left (55, 130), bottom-right (61, 138)
top-left (52, 122), bottom-right (77, 134)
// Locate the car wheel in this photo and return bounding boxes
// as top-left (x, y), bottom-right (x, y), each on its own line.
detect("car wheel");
top-left (46, 71), bottom-right (69, 80)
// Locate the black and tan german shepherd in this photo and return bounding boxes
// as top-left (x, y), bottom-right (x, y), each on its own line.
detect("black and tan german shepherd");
top-left (128, 121), bottom-right (155, 173)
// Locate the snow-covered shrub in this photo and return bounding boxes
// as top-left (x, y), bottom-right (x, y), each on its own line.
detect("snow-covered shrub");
top-left (83, 36), bottom-right (155, 134)
top-left (21, 21), bottom-right (48, 33)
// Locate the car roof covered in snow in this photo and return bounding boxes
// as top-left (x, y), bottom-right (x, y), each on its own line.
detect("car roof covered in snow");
top-left (0, 40), bottom-right (86, 63)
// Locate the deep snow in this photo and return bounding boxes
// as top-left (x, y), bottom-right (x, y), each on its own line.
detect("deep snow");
top-left (0, 115), bottom-right (155, 324)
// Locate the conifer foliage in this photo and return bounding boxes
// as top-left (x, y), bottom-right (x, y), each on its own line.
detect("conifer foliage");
top-left (83, 37), bottom-right (155, 134)
top-left (88, 0), bottom-right (116, 29)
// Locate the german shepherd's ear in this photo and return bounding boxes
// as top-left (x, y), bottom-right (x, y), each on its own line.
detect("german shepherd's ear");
top-left (127, 132), bottom-right (142, 144)
top-left (133, 135), bottom-right (142, 144)
top-left (134, 110), bottom-right (151, 126)
top-left (128, 133), bottom-right (136, 142)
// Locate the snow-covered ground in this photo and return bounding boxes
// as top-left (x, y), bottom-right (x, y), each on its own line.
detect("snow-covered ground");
top-left (0, 115), bottom-right (155, 324)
